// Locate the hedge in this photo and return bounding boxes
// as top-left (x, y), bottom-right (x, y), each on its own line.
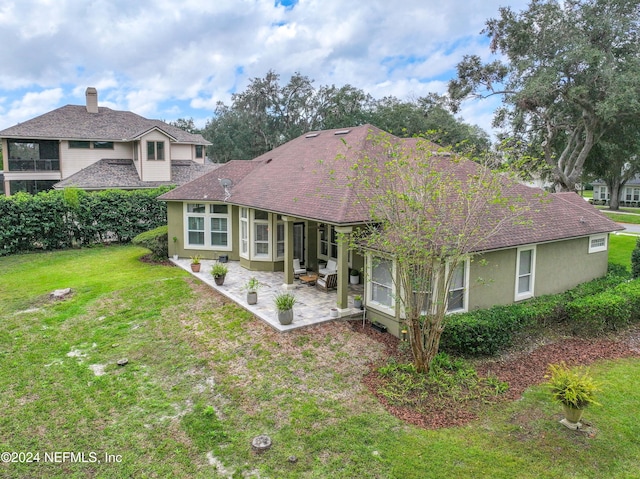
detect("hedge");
top-left (0, 187), bottom-right (171, 256)
top-left (440, 266), bottom-right (634, 357)
top-left (132, 225), bottom-right (169, 260)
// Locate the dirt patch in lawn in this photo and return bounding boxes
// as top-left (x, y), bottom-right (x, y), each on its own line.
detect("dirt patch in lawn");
top-left (349, 320), bottom-right (640, 430)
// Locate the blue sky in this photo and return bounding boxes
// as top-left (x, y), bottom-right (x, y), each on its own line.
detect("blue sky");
top-left (0, 0), bottom-right (529, 136)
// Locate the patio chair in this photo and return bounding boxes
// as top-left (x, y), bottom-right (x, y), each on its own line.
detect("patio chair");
top-left (318, 259), bottom-right (337, 277)
top-left (316, 272), bottom-right (337, 291)
top-left (293, 258), bottom-right (307, 278)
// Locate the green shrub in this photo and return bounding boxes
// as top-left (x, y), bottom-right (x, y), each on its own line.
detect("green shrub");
top-left (565, 291), bottom-right (631, 334)
top-left (441, 304), bottom-right (536, 357)
top-left (441, 272), bottom-right (636, 357)
top-left (632, 237), bottom-right (640, 279)
top-left (132, 225), bottom-right (169, 259)
top-left (0, 187), bottom-right (171, 256)
top-left (546, 362), bottom-right (600, 409)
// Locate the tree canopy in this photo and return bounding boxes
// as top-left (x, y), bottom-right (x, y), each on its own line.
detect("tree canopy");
top-left (449, 0), bottom-right (640, 192)
top-left (202, 71), bottom-right (490, 162)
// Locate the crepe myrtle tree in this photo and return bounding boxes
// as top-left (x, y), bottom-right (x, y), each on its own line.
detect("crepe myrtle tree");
top-left (343, 132), bottom-right (532, 373)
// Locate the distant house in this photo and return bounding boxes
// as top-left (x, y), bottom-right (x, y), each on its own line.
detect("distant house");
top-left (592, 177), bottom-right (640, 206)
top-left (0, 87), bottom-right (215, 196)
top-left (159, 124), bottom-right (622, 337)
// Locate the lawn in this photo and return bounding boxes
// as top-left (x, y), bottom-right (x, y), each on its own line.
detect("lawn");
top-left (609, 234), bottom-right (637, 269)
top-left (1, 246), bottom-right (640, 478)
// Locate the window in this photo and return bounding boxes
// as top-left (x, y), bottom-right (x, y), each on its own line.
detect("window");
top-left (210, 204), bottom-right (228, 247)
top-left (147, 141), bottom-right (165, 160)
top-left (276, 219), bottom-right (285, 258)
top-left (254, 224), bottom-right (269, 256)
top-left (254, 210), bottom-right (270, 257)
top-left (634, 188), bottom-right (640, 202)
top-left (319, 223), bottom-right (338, 259)
top-left (8, 140), bottom-right (59, 171)
top-left (371, 258), bottom-right (394, 309)
top-left (9, 180), bottom-right (57, 195)
top-left (93, 141), bottom-right (114, 149)
top-left (447, 261), bottom-right (468, 312)
top-left (515, 246), bottom-right (536, 300)
top-left (185, 203), bottom-right (230, 250)
top-left (195, 145), bottom-right (204, 159)
top-left (589, 234), bottom-right (608, 253)
top-left (69, 141), bottom-right (90, 149)
top-left (240, 208), bottom-right (249, 257)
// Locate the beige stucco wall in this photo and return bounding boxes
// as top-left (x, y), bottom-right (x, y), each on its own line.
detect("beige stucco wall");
top-left (140, 131), bottom-right (172, 181)
top-left (170, 144), bottom-right (194, 162)
top-left (60, 141), bottom-right (132, 178)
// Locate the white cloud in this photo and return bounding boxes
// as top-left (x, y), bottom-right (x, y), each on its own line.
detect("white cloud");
top-left (0, 0), bottom-right (529, 133)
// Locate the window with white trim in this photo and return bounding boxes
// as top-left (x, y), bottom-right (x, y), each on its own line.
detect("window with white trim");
top-left (370, 258), bottom-right (394, 310)
top-left (588, 234), bottom-right (608, 253)
top-left (240, 208), bottom-right (249, 257)
top-left (209, 204), bottom-right (228, 247)
top-left (186, 204), bottom-right (206, 245)
top-left (253, 210), bottom-right (269, 257)
top-left (515, 246), bottom-right (536, 300)
top-left (447, 261), bottom-right (468, 312)
top-left (276, 218), bottom-right (285, 259)
top-left (185, 203), bottom-right (231, 250)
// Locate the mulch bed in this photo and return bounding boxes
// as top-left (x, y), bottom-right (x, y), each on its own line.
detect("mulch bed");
top-left (348, 319), bottom-right (640, 429)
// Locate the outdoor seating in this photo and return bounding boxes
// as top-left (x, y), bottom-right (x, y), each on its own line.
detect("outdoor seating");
top-left (318, 259), bottom-right (337, 277)
top-left (293, 258), bottom-right (307, 278)
top-left (316, 272), bottom-right (337, 291)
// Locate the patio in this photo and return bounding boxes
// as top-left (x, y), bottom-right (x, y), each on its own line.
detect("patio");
top-left (171, 258), bottom-right (364, 332)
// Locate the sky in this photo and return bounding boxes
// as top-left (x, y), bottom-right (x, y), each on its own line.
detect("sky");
top-left (0, 0), bottom-right (530, 137)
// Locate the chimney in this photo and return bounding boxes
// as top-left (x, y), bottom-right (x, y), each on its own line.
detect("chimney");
top-left (85, 87), bottom-right (98, 113)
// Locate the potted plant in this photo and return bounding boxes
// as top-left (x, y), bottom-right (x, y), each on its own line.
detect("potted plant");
top-left (350, 269), bottom-right (360, 285)
top-left (244, 276), bottom-right (260, 305)
top-left (546, 361), bottom-right (600, 427)
top-left (211, 262), bottom-right (228, 286)
top-left (353, 294), bottom-right (363, 309)
top-left (274, 291), bottom-right (296, 325)
top-left (172, 236), bottom-right (179, 260)
top-left (190, 255), bottom-right (201, 272)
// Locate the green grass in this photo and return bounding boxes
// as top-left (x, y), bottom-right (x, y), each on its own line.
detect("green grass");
top-left (601, 211), bottom-right (640, 225)
top-left (1, 246), bottom-right (640, 478)
top-left (609, 234), bottom-right (637, 269)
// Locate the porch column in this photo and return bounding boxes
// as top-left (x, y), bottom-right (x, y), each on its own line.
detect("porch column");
top-left (335, 226), bottom-right (353, 310)
top-left (282, 216), bottom-right (296, 288)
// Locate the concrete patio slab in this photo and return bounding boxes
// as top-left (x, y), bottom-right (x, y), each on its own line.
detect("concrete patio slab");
top-left (171, 258), bottom-right (364, 332)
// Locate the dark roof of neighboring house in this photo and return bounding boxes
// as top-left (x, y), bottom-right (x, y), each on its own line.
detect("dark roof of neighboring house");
top-left (0, 105), bottom-right (211, 145)
top-left (54, 159), bottom-right (220, 190)
top-left (159, 124), bottom-right (622, 252)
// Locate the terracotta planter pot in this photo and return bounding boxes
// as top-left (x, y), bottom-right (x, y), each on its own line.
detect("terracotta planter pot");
top-left (191, 263), bottom-right (201, 273)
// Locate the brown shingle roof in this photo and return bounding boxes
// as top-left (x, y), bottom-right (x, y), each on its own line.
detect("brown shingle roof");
top-left (158, 124), bottom-right (622, 251)
top-left (54, 159), bottom-right (220, 190)
top-left (0, 105), bottom-right (211, 145)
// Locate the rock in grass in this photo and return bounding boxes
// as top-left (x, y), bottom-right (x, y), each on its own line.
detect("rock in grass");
top-left (251, 434), bottom-right (271, 453)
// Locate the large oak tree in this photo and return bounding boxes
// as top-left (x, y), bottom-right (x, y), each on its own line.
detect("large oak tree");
top-left (449, 0), bottom-right (640, 192)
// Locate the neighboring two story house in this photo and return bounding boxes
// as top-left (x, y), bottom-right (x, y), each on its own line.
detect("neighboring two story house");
top-left (0, 87), bottom-right (214, 196)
